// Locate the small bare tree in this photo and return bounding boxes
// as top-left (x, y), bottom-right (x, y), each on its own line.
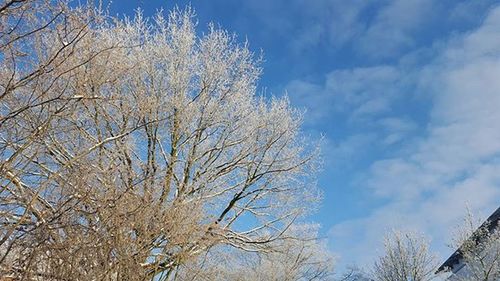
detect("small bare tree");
top-left (372, 230), bottom-right (438, 281)
top-left (447, 210), bottom-right (500, 281)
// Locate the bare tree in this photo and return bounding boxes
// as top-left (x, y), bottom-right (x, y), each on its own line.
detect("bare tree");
top-left (0, 2), bottom-right (320, 280)
top-left (372, 230), bottom-right (438, 281)
top-left (0, 0), bottom-right (111, 121)
top-left (446, 210), bottom-right (500, 281)
top-left (340, 266), bottom-right (372, 281)
top-left (175, 224), bottom-right (334, 281)
top-left (0, 1), bottom-right (128, 279)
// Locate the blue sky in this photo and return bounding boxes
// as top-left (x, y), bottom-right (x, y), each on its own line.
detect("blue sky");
top-left (108, 0), bottom-right (500, 272)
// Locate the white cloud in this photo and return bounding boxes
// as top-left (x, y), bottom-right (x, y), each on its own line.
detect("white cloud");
top-left (378, 117), bottom-right (417, 145)
top-left (286, 79), bottom-right (329, 125)
top-left (356, 0), bottom-right (434, 58)
top-left (448, 1), bottom-right (500, 29)
top-left (287, 65), bottom-right (406, 125)
top-left (329, 4), bottom-right (500, 270)
top-left (241, 0), bottom-right (498, 62)
top-left (326, 66), bottom-right (400, 107)
top-left (322, 0), bottom-right (372, 48)
top-left (321, 134), bottom-right (377, 169)
top-left (242, 0), bottom-right (435, 58)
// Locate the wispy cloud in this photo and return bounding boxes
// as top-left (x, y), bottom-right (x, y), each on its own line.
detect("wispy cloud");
top-left (287, 65), bottom-right (408, 125)
top-left (355, 0), bottom-right (435, 58)
top-left (377, 117), bottom-right (418, 145)
top-left (329, 5), bottom-right (500, 268)
top-left (240, 0), bottom-right (498, 61)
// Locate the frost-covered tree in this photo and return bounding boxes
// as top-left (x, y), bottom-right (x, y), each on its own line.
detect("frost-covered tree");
top-left (0, 2), bottom-right (320, 280)
top-left (340, 266), bottom-right (372, 281)
top-left (372, 230), bottom-right (438, 281)
top-left (447, 211), bottom-right (500, 281)
top-left (175, 224), bottom-right (334, 281)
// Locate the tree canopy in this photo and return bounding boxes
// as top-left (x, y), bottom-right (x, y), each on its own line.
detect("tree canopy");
top-left (0, 1), bottom-right (329, 280)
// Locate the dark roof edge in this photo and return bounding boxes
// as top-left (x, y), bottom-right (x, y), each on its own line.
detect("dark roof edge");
top-left (436, 206), bottom-right (500, 274)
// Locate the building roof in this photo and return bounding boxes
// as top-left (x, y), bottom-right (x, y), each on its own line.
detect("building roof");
top-left (436, 206), bottom-right (500, 273)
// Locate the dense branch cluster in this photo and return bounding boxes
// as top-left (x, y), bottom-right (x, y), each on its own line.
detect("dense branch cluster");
top-left (448, 214), bottom-right (500, 281)
top-left (0, 1), bottom-right (330, 280)
top-left (372, 231), bottom-right (437, 281)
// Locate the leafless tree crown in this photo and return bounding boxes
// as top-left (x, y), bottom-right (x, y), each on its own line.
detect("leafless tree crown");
top-left (447, 211), bottom-right (500, 281)
top-left (372, 230), bottom-right (438, 281)
top-left (0, 1), bottom-right (324, 280)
